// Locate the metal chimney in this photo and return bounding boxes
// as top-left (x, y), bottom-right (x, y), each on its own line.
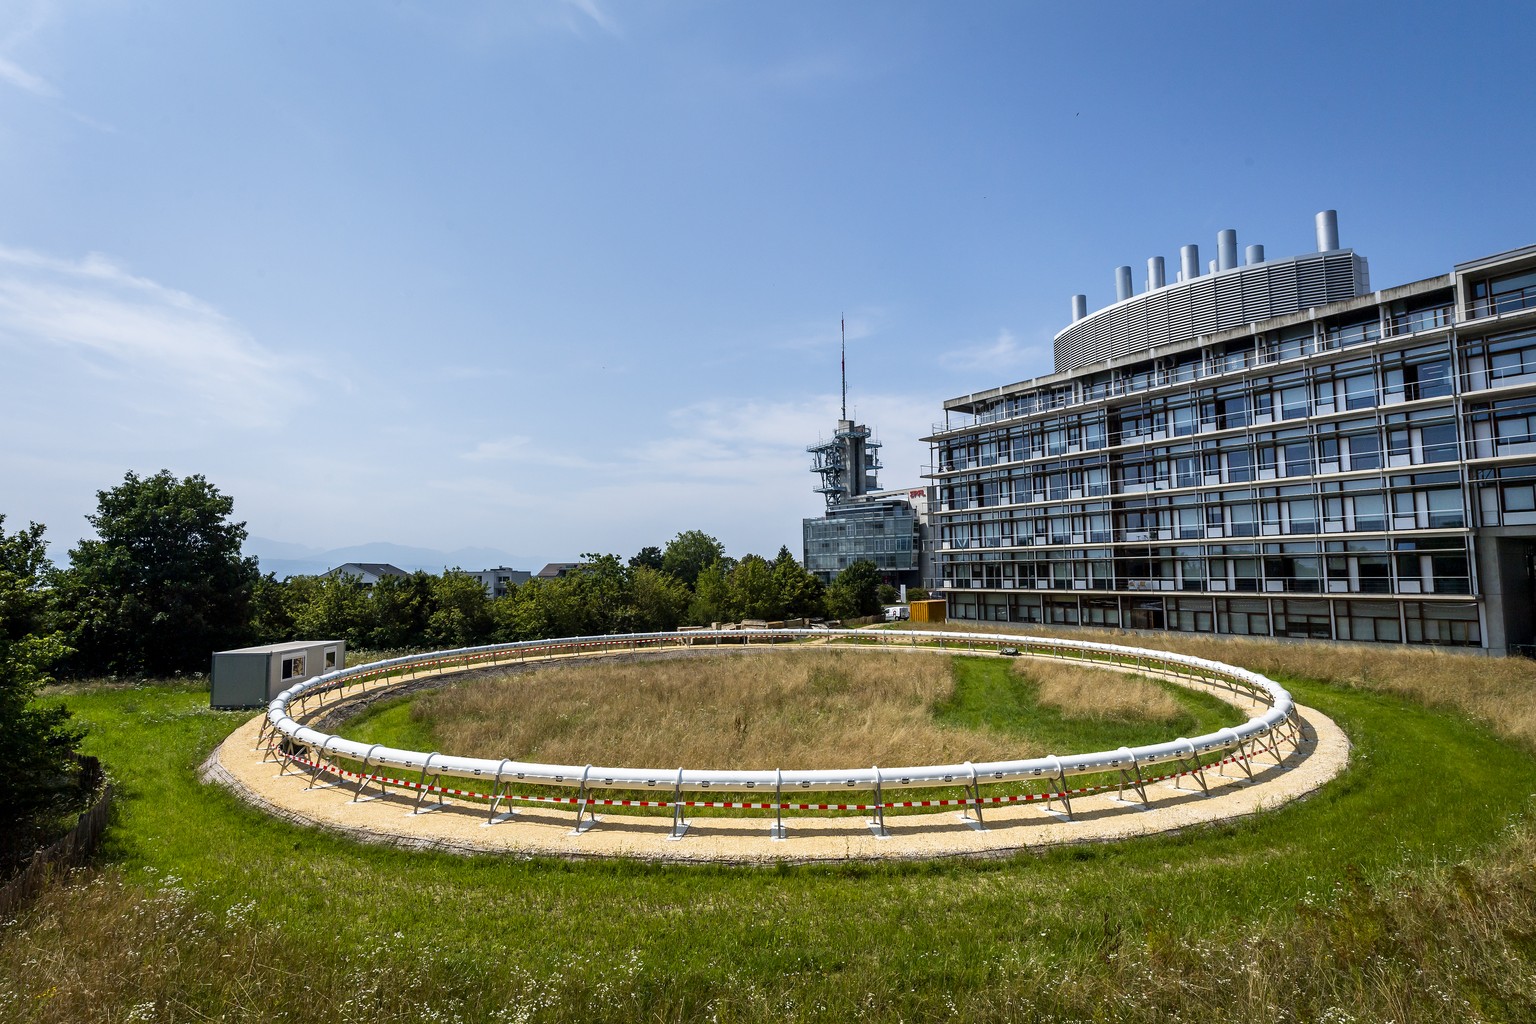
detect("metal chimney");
top-left (1180, 244), bottom-right (1200, 281)
top-left (1115, 266), bottom-right (1133, 301)
top-left (1071, 294), bottom-right (1088, 322)
top-left (1209, 260), bottom-right (1218, 274)
top-left (1147, 255), bottom-right (1166, 290)
top-left (1245, 243), bottom-right (1265, 266)
top-left (1315, 210), bottom-right (1340, 252)
top-left (1217, 229), bottom-right (1238, 271)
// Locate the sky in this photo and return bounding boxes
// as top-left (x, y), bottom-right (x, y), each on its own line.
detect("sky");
top-left (4, 1), bottom-right (1536, 570)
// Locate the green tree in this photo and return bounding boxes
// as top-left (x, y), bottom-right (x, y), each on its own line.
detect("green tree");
top-left (426, 571), bottom-right (494, 648)
top-left (824, 560), bottom-right (883, 620)
top-left (631, 565), bottom-right (689, 632)
top-left (55, 471), bottom-right (260, 676)
top-left (628, 546), bottom-right (664, 572)
top-left (771, 546), bottom-right (825, 619)
top-left (661, 530), bottom-right (726, 588)
top-left (288, 573), bottom-right (370, 648)
top-left (366, 572), bottom-right (435, 649)
top-left (686, 561), bottom-right (736, 625)
top-left (249, 572), bottom-right (296, 645)
top-left (0, 517), bottom-right (87, 870)
top-left (729, 554), bottom-right (782, 621)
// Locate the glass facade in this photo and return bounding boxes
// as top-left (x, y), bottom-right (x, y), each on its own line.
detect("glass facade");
top-left (803, 501), bottom-right (919, 585)
top-left (927, 244), bottom-right (1536, 652)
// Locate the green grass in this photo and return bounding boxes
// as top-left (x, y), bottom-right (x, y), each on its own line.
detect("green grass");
top-left (934, 655), bottom-right (1241, 748)
top-left (7, 654), bottom-right (1536, 1022)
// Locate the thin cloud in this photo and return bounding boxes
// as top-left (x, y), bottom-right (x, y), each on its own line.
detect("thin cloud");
top-left (939, 328), bottom-right (1051, 375)
top-left (563, 0), bottom-right (618, 35)
top-left (0, 54), bottom-right (55, 97)
top-left (0, 244), bottom-right (309, 428)
top-left (772, 310), bottom-right (884, 353)
top-left (459, 436), bottom-right (597, 469)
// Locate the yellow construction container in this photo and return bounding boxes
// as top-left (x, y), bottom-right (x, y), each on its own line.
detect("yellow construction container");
top-left (908, 599), bottom-right (947, 624)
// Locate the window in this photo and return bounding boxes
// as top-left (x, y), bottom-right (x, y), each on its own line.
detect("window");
top-left (281, 654), bottom-right (306, 681)
top-left (1488, 331), bottom-right (1536, 381)
top-left (1345, 431), bottom-right (1380, 470)
top-left (1473, 268), bottom-right (1536, 317)
top-left (1343, 373), bottom-right (1377, 410)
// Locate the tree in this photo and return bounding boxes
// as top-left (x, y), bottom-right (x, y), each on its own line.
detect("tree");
top-left (365, 572), bottom-right (435, 650)
top-left (0, 517), bottom-right (87, 870)
top-left (426, 571), bottom-right (494, 649)
top-left (631, 565), bottom-right (689, 632)
top-left (824, 560), bottom-right (883, 620)
top-left (628, 546), bottom-right (664, 572)
top-left (771, 546), bottom-right (824, 620)
top-left (55, 471), bottom-right (260, 676)
top-left (729, 554), bottom-right (782, 621)
top-left (686, 561), bottom-right (735, 625)
top-left (661, 530), bottom-right (726, 588)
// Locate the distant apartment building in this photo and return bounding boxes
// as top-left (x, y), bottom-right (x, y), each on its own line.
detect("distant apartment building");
top-left (926, 211), bottom-right (1536, 654)
top-left (325, 562), bottom-right (408, 588)
top-left (461, 567), bottom-right (532, 598)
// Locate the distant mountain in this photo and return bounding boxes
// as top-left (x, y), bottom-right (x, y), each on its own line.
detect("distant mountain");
top-left (245, 536), bottom-right (536, 579)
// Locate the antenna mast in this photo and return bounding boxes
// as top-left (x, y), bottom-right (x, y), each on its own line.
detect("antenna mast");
top-left (840, 314), bottom-right (847, 421)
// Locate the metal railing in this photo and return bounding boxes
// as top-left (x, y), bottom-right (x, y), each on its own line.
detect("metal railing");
top-left (259, 630), bottom-right (1299, 836)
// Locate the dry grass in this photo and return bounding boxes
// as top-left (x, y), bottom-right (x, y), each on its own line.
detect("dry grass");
top-left (411, 649), bottom-right (1021, 770)
top-left (401, 650), bottom-right (1178, 771)
top-left (1021, 658), bottom-right (1184, 722)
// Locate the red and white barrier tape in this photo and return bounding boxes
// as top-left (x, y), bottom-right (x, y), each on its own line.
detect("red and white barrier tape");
top-left (283, 747), bottom-right (1271, 814)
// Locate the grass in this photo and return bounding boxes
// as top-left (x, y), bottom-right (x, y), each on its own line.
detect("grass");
top-left (340, 650), bottom-right (1243, 770)
top-left (4, 639), bottom-right (1536, 1021)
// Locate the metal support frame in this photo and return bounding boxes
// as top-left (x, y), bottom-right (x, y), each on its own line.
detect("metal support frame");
top-left (305, 737), bottom-right (338, 790)
top-left (1040, 755), bottom-right (1073, 819)
top-left (571, 764), bottom-right (598, 834)
top-left (669, 767), bottom-right (688, 840)
top-left (1115, 747), bottom-right (1149, 805)
top-left (771, 768), bottom-right (786, 840)
top-left (413, 752), bottom-right (446, 813)
top-left (486, 759), bottom-right (516, 823)
top-left (1262, 725), bottom-right (1286, 766)
top-left (960, 762), bottom-right (985, 829)
top-left (354, 744), bottom-right (385, 801)
top-left (1172, 740), bottom-right (1210, 795)
top-left (868, 766), bottom-right (889, 838)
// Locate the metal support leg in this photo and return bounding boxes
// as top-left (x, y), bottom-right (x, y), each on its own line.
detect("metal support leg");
top-left (1183, 742), bottom-right (1210, 796)
top-left (413, 753), bottom-right (444, 813)
top-left (486, 759), bottom-right (515, 824)
top-left (571, 764), bottom-right (597, 834)
top-left (1118, 750), bottom-right (1149, 805)
top-left (771, 768), bottom-right (786, 840)
top-left (1235, 739), bottom-right (1255, 779)
top-left (1055, 766), bottom-right (1073, 821)
top-left (304, 739), bottom-right (332, 790)
top-left (961, 761), bottom-right (985, 829)
top-left (868, 766), bottom-right (889, 838)
top-left (669, 767), bottom-right (688, 840)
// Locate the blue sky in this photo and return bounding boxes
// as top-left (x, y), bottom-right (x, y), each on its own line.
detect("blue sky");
top-left (3, 1), bottom-right (1535, 569)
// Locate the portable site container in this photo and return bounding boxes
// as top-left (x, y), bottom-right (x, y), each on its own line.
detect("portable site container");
top-left (908, 599), bottom-right (947, 624)
top-left (210, 640), bottom-right (345, 709)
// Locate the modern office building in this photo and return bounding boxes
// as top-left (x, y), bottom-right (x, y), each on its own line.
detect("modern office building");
top-left (925, 211), bottom-right (1536, 654)
top-left (802, 418), bottom-right (929, 588)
